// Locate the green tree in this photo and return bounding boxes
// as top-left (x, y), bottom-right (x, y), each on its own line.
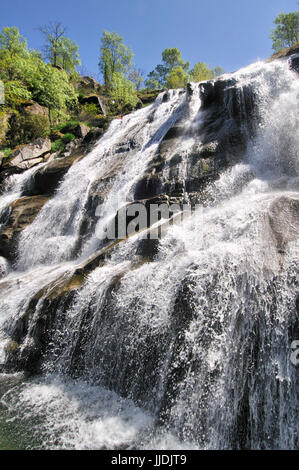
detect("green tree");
top-left (99, 31), bottom-right (133, 92)
top-left (128, 67), bottom-right (144, 91)
top-left (0, 26), bottom-right (28, 56)
top-left (0, 46), bottom-right (77, 122)
top-left (213, 66), bottom-right (225, 77)
top-left (38, 21), bottom-right (81, 74)
top-left (166, 66), bottom-right (187, 89)
top-left (57, 37), bottom-right (81, 74)
top-left (189, 62), bottom-right (214, 82)
top-left (270, 10), bottom-right (299, 51)
top-left (145, 47), bottom-right (189, 89)
top-left (39, 21), bottom-right (66, 67)
top-left (109, 72), bottom-right (138, 110)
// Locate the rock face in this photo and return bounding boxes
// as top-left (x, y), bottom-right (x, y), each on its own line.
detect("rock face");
top-left (26, 153), bottom-right (84, 196)
top-left (79, 94), bottom-right (106, 115)
top-left (7, 138), bottom-right (51, 169)
top-left (74, 123), bottom-right (90, 139)
top-left (0, 195), bottom-right (49, 261)
top-left (288, 53), bottom-right (299, 73)
top-left (0, 60), bottom-right (298, 449)
top-left (268, 196), bottom-right (299, 253)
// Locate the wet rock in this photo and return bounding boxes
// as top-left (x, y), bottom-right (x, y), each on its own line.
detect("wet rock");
top-left (288, 53), bottom-right (299, 73)
top-left (0, 195), bottom-right (50, 261)
top-left (26, 153), bottom-right (84, 196)
top-left (134, 175), bottom-right (162, 200)
top-left (268, 196), bottom-right (299, 253)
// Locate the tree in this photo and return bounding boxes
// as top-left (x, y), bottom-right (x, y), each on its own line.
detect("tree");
top-left (99, 31), bottom-right (133, 92)
top-left (39, 21), bottom-right (66, 68)
top-left (128, 67), bottom-right (144, 91)
top-left (166, 66), bottom-right (187, 89)
top-left (57, 37), bottom-right (81, 74)
top-left (109, 72), bottom-right (138, 109)
top-left (39, 22), bottom-right (81, 74)
top-left (270, 10), bottom-right (299, 51)
top-left (0, 27), bottom-right (28, 56)
top-left (213, 66), bottom-right (225, 77)
top-left (189, 62), bottom-right (214, 82)
top-left (145, 47), bottom-right (189, 89)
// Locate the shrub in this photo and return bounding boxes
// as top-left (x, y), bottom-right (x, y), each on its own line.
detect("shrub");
top-left (58, 120), bottom-right (79, 134)
top-left (61, 132), bottom-right (75, 144)
top-left (7, 112), bottom-right (50, 146)
top-left (51, 139), bottom-right (64, 153)
top-left (78, 103), bottom-right (100, 122)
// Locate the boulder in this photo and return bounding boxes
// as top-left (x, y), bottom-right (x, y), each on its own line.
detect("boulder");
top-left (82, 127), bottom-right (104, 145)
top-left (78, 76), bottom-right (101, 92)
top-left (23, 101), bottom-right (49, 117)
top-left (7, 138), bottom-right (51, 168)
top-left (12, 157), bottom-right (44, 171)
top-left (74, 123), bottom-right (90, 139)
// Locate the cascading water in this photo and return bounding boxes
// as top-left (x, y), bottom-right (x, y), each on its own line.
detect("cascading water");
top-left (0, 59), bottom-right (298, 450)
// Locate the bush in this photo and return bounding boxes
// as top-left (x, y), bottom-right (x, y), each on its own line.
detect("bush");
top-left (51, 139), bottom-right (64, 153)
top-left (61, 132), bottom-right (75, 144)
top-left (78, 103), bottom-right (100, 122)
top-left (58, 120), bottom-right (79, 134)
top-left (7, 112), bottom-right (50, 146)
top-left (50, 132), bottom-right (75, 154)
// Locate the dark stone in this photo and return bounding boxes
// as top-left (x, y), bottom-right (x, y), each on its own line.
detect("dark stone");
top-left (134, 176), bottom-right (162, 200)
top-left (82, 127), bottom-right (104, 145)
top-left (26, 153), bottom-right (83, 196)
top-left (288, 53), bottom-right (299, 73)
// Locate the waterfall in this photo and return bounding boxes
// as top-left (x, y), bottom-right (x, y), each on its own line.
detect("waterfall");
top-left (0, 60), bottom-right (298, 449)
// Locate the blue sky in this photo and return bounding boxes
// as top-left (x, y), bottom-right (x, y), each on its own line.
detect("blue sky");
top-left (1, 0), bottom-right (298, 80)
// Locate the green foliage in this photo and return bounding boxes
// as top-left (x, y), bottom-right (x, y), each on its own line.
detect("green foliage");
top-left (0, 31), bottom-right (78, 122)
top-left (145, 47), bottom-right (189, 89)
top-left (189, 62), bottom-right (214, 82)
top-left (58, 120), bottom-right (79, 134)
top-left (109, 72), bottom-right (138, 111)
top-left (162, 48), bottom-right (190, 71)
top-left (146, 47), bottom-right (224, 89)
top-left (166, 66), bottom-right (187, 89)
top-left (81, 103), bottom-right (100, 117)
top-left (2, 148), bottom-right (12, 157)
top-left (0, 27), bottom-right (27, 56)
top-left (39, 21), bottom-right (80, 73)
top-left (4, 80), bottom-right (32, 107)
top-left (61, 132), bottom-right (75, 143)
top-left (8, 112), bottom-right (50, 146)
top-left (213, 66), bottom-right (225, 77)
top-left (51, 139), bottom-right (65, 153)
top-left (56, 37), bottom-right (81, 73)
top-left (128, 68), bottom-right (144, 91)
top-left (270, 10), bottom-right (299, 51)
top-left (51, 132), bottom-right (75, 153)
top-left (99, 31), bottom-right (133, 91)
